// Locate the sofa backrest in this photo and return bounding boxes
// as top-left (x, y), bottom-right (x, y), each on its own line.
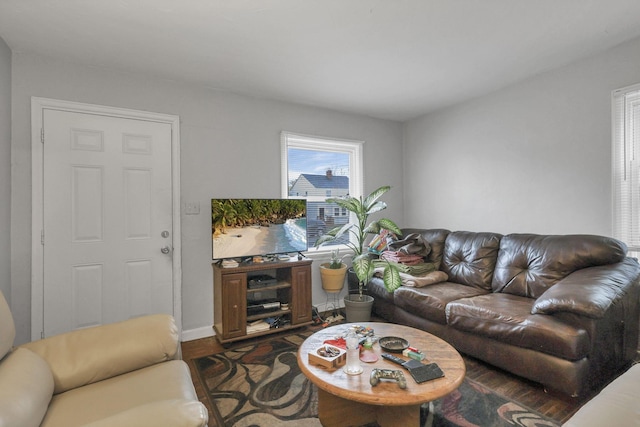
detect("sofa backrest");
top-left (400, 228), bottom-right (450, 269)
top-left (0, 291), bottom-right (15, 360)
top-left (440, 231), bottom-right (502, 290)
top-left (492, 234), bottom-right (628, 298)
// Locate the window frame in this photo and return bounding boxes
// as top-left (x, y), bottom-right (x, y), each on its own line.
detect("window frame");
top-left (281, 131), bottom-right (364, 254)
top-left (612, 83), bottom-right (640, 254)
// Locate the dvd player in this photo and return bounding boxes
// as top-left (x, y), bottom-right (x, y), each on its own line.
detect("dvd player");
top-left (248, 275), bottom-right (277, 289)
top-left (247, 301), bottom-right (281, 315)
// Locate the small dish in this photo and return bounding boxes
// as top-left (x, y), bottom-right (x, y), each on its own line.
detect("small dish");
top-left (378, 336), bottom-right (409, 353)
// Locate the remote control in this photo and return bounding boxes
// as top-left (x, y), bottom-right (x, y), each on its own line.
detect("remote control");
top-left (382, 353), bottom-right (424, 369)
top-left (381, 353), bottom-right (407, 365)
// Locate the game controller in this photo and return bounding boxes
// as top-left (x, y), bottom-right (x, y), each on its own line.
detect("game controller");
top-left (369, 368), bottom-right (407, 389)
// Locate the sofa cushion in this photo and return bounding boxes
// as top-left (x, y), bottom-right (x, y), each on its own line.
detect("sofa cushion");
top-left (41, 360), bottom-right (198, 427)
top-left (0, 347), bottom-right (54, 427)
top-left (492, 234), bottom-right (627, 298)
top-left (395, 282), bottom-right (488, 325)
top-left (446, 293), bottom-right (590, 360)
top-left (440, 231), bottom-right (502, 290)
top-left (82, 400), bottom-right (208, 427)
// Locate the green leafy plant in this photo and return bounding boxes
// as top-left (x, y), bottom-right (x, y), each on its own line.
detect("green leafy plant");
top-left (315, 185), bottom-right (402, 296)
top-left (328, 249), bottom-right (346, 269)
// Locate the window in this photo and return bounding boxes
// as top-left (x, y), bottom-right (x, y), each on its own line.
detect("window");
top-left (281, 132), bottom-right (363, 250)
top-left (613, 84), bottom-right (640, 256)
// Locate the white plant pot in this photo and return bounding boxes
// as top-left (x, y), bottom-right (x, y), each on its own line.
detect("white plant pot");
top-left (343, 294), bottom-right (374, 322)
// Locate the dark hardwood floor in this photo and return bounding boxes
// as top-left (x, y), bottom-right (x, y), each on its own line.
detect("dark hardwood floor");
top-left (181, 317), bottom-right (638, 425)
top-left (181, 334), bottom-right (225, 421)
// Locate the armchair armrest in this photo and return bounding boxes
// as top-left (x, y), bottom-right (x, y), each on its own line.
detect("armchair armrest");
top-left (532, 258), bottom-right (640, 318)
top-left (20, 314), bottom-right (180, 394)
top-left (82, 399), bottom-right (208, 427)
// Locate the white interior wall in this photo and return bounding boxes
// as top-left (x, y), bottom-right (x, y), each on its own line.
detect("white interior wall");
top-left (10, 52), bottom-right (404, 344)
top-left (403, 36), bottom-right (640, 236)
top-left (10, 34), bottom-right (640, 344)
top-left (0, 38), bottom-right (11, 302)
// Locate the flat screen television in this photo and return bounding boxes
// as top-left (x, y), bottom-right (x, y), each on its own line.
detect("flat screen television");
top-left (211, 198), bottom-right (308, 260)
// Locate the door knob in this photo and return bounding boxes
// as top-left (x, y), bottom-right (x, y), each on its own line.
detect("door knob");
top-left (161, 246), bottom-right (171, 254)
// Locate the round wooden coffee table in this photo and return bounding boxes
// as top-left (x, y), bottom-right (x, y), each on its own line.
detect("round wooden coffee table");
top-left (298, 322), bottom-right (465, 427)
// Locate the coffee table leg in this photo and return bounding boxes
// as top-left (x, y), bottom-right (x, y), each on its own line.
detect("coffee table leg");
top-left (375, 404), bottom-right (420, 427)
top-left (317, 388), bottom-right (421, 427)
top-left (317, 388), bottom-right (376, 426)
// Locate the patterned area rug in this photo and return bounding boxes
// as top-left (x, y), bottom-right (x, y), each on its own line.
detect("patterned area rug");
top-left (193, 330), bottom-right (560, 427)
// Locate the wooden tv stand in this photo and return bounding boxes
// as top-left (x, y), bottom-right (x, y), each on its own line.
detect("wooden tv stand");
top-left (212, 258), bottom-right (313, 344)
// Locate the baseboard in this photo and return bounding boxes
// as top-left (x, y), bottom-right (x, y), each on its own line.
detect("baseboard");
top-left (181, 325), bottom-right (215, 342)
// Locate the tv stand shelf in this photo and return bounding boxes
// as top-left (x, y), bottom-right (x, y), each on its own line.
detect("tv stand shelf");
top-left (246, 308), bottom-right (290, 323)
top-left (213, 258), bottom-right (313, 344)
top-left (246, 282), bottom-right (291, 293)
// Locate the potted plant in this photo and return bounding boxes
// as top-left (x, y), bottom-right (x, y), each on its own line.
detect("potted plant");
top-left (319, 249), bottom-right (348, 293)
top-left (315, 185), bottom-right (402, 321)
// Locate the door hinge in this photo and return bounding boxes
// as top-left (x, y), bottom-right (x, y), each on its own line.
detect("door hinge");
top-left (41, 331), bottom-right (45, 339)
top-left (41, 230), bottom-right (44, 245)
top-left (41, 128), bottom-right (44, 143)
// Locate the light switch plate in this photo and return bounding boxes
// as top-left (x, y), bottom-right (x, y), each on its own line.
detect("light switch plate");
top-left (184, 201), bottom-right (200, 215)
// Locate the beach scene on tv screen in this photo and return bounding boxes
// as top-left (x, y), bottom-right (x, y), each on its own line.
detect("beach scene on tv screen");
top-left (212, 199), bottom-right (308, 259)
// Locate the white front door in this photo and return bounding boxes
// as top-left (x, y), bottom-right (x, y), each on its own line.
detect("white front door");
top-left (32, 99), bottom-right (181, 338)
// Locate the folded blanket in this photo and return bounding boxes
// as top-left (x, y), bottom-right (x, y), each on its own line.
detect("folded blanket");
top-left (373, 260), bottom-right (437, 276)
top-left (388, 233), bottom-right (432, 257)
top-left (380, 251), bottom-right (424, 265)
top-left (399, 271), bottom-right (448, 287)
top-left (374, 268), bottom-right (448, 287)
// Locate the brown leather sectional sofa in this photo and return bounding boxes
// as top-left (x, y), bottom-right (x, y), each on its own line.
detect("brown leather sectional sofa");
top-left (368, 228), bottom-right (640, 396)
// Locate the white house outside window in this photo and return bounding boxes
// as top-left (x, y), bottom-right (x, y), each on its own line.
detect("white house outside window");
top-left (612, 83), bottom-right (640, 258)
top-left (281, 132), bottom-right (363, 251)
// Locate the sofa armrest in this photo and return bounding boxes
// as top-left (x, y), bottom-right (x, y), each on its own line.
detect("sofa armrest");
top-left (82, 400), bottom-right (209, 427)
top-left (0, 348), bottom-right (54, 427)
top-left (20, 314), bottom-right (180, 394)
top-left (532, 258), bottom-right (640, 318)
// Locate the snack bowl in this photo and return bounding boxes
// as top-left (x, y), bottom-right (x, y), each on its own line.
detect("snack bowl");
top-left (308, 345), bottom-right (346, 369)
top-left (378, 336), bottom-right (409, 353)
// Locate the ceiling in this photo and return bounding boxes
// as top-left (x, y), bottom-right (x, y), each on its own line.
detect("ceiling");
top-left (2, 1), bottom-right (640, 122)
